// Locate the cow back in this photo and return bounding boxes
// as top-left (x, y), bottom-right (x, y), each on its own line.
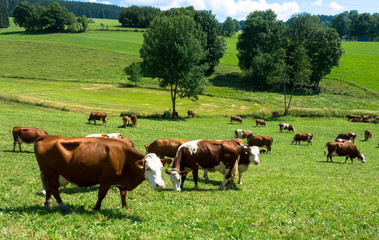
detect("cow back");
top-left (13, 127), bottom-right (48, 143)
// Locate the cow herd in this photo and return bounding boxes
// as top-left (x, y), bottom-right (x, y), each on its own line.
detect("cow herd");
top-left (10, 113), bottom-right (373, 211)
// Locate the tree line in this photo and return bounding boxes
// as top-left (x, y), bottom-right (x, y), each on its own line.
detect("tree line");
top-left (0, 0), bottom-right (121, 19)
top-left (12, 1), bottom-right (88, 32)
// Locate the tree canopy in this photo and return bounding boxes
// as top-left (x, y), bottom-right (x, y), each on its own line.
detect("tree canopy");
top-left (140, 14), bottom-right (207, 114)
top-left (0, 3), bottom-right (9, 28)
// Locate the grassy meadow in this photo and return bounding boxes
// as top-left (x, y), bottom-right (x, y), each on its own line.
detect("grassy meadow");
top-left (0, 18), bottom-right (378, 239)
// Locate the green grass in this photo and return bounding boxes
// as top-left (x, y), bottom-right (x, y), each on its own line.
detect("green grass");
top-left (0, 101), bottom-right (378, 239)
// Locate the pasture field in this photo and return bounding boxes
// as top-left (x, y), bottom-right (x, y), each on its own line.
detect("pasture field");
top-left (0, 101), bottom-right (378, 239)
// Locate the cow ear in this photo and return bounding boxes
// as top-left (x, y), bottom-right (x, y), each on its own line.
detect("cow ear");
top-left (135, 160), bottom-right (145, 169)
top-left (161, 158), bottom-right (173, 168)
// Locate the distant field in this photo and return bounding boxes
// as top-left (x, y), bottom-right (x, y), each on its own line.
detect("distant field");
top-left (0, 101), bottom-right (377, 239)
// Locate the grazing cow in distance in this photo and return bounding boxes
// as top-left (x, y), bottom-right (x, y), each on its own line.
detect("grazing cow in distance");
top-left (272, 111), bottom-right (279, 117)
top-left (34, 135), bottom-right (172, 211)
top-left (86, 133), bottom-right (124, 139)
top-left (324, 141), bottom-right (365, 163)
top-left (230, 116), bottom-right (242, 124)
top-left (363, 115), bottom-right (373, 122)
top-left (255, 119), bottom-right (267, 127)
top-left (123, 116), bottom-right (130, 127)
top-left (291, 133), bottom-right (313, 145)
top-left (235, 129), bottom-right (252, 139)
top-left (145, 139), bottom-right (190, 158)
top-left (187, 111), bottom-right (195, 118)
top-left (279, 123), bottom-right (295, 133)
top-left (165, 140), bottom-right (259, 191)
top-left (247, 133), bottom-right (273, 153)
top-left (364, 130), bottom-right (372, 141)
top-left (131, 114), bottom-right (138, 127)
top-left (336, 132), bottom-right (356, 143)
top-left (345, 115), bottom-right (361, 121)
top-left (88, 112), bottom-right (107, 125)
top-left (375, 117), bottom-right (379, 124)
top-left (335, 138), bottom-right (352, 143)
top-left (12, 127), bottom-right (48, 152)
top-left (172, 112), bottom-right (178, 119)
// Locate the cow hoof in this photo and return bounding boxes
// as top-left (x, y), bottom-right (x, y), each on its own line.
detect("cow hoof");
top-left (40, 190), bottom-right (46, 196)
top-left (44, 201), bottom-right (53, 209)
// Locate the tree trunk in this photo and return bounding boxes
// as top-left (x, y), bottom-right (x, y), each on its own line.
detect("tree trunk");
top-left (284, 82), bottom-right (288, 116)
top-left (287, 85), bottom-right (295, 112)
top-left (170, 81), bottom-right (178, 115)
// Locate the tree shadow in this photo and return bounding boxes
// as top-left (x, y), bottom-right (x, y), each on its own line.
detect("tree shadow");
top-left (209, 73), bottom-right (245, 89)
top-left (3, 150), bottom-right (34, 154)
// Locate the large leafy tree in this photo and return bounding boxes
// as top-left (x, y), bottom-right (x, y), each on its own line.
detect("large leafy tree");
top-left (237, 9), bottom-right (285, 88)
top-left (0, 3), bottom-right (9, 28)
top-left (140, 14), bottom-right (207, 114)
top-left (331, 11), bottom-right (350, 39)
top-left (13, 1), bottom-right (35, 31)
top-left (223, 16), bottom-right (235, 37)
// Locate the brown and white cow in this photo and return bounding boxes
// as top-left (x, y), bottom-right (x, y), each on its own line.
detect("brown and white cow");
top-left (364, 130), bottom-right (372, 141)
top-left (336, 132), bottom-right (356, 143)
top-left (291, 133), bottom-right (313, 145)
top-left (165, 140), bottom-right (259, 191)
top-left (230, 116), bottom-right (242, 124)
top-left (272, 111), bottom-right (279, 117)
top-left (345, 114), bottom-right (361, 121)
top-left (187, 111), bottom-right (195, 118)
top-left (88, 112), bottom-right (107, 125)
top-left (34, 135), bottom-right (172, 211)
top-left (324, 141), bottom-right (365, 163)
top-left (247, 134), bottom-right (273, 153)
top-left (131, 114), bottom-right (138, 127)
top-left (234, 129), bottom-right (252, 139)
top-left (335, 138), bottom-right (352, 143)
top-left (256, 119), bottom-right (267, 127)
top-left (362, 115), bottom-right (373, 122)
top-left (12, 127), bottom-right (48, 152)
top-left (145, 139), bottom-right (190, 158)
top-left (279, 123), bottom-right (295, 133)
top-left (123, 116), bottom-right (130, 127)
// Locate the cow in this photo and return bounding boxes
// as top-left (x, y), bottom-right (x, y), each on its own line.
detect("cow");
top-left (247, 133), bottom-right (273, 153)
top-left (234, 129), bottom-right (252, 139)
top-left (87, 112), bottom-right (107, 125)
top-left (336, 132), bottom-right (356, 143)
top-left (230, 116), bottom-right (242, 124)
top-left (131, 114), bottom-right (137, 127)
top-left (324, 141), bottom-right (365, 163)
top-left (145, 139), bottom-right (190, 158)
top-left (272, 111), bottom-right (279, 117)
top-left (187, 111), bottom-right (195, 118)
top-left (364, 130), bottom-right (372, 141)
top-left (165, 140), bottom-right (259, 191)
top-left (363, 115), bottom-right (373, 122)
top-left (375, 117), bottom-right (379, 124)
top-left (255, 119), bottom-right (267, 127)
top-left (172, 112), bottom-right (178, 119)
top-left (12, 127), bottom-right (48, 152)
top-left (345, 114), bottom-right (361, 121)
top-left (34, 135), bottom-right (172, 211)
top-left (291, 133), bottom-right (313, 145)
top-left (123, 116), bottom-right (130, 127)
top-left (279, 123), bottom-right (295, 133)
top-left (335, 138), bottom-right (352, 143)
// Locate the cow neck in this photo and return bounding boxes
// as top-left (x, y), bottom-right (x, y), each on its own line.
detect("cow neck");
top-left (123, 148), bottom-right (146, 190)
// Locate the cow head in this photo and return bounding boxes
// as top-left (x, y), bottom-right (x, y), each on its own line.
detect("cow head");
top-left (242, 145), bottom-right (260, 165)
top-left (358, 154), bottom-right (366, 163)
top-left (136, 153), bottom-right (171, 189)
top-left (165, 168), bottom-right (181, 191)
top-left (291, 139), bottom-right (295, 144)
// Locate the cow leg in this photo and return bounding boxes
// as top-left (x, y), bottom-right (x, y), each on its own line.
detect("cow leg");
top-left (203, 171), bottom-right (209, 181)
top-left (118, 187), bottom-right (129, 210)
top-left (180, 173), bottom-right (187, 190)
top-left (13, 141), bottom-right (16, 152)
top-left (44, 190), bottom-right (53, 209)
top-left (18, 142), bottom-right (22, 152)
top-left (192, 168), bottom-right (199, 190)
top-left (219, 176), bottom-right (229, 190)
top-left (93, 184), bottom-right (111, 210)
top-left (93, 120), bottom-right (96, 125)
top-left (238, 172), bottom-right (243, 185)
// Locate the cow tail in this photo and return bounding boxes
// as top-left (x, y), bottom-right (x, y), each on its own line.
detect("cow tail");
top-left (323, 143), bottom-right (328, 156)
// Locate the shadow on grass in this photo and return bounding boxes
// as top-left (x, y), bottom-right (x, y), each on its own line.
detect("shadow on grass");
top-left (209, 73), bottom-right (245, 89)
top-left (0, 205), bottom-right (142, 221)
top-left (3, 150), bottom-right (34, 154)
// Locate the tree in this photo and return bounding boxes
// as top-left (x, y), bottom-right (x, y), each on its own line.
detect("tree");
top-left (140, 15), bottom-right (207, 115)
top-left (223, 16), bottom-right (235, 37)
top-left (13, 1), bottom-right (35, 31)
top-left (233, 18), bottom-right (241, 32)
top-left (0, 3), bottom-right (9, 28)
top-left (353, 13), bottom-right (373, 40)
top-left (77, 15), bottom-right (88, 32)
top-left (45, 1), bottom-right (69, 32)
top-left (124, 62), bottom-right (141, 86)
top-left (331, 11), bottom-right (350, 39)
top-left (237, 10), bottom-right (285, 88)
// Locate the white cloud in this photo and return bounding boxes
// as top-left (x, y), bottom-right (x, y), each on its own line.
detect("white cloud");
top-left (87, 0), bottom-right (111, 4)
top-left (119, 0), bottom-right (300, 22)
top-left (329, 2), bottom-right (344, 11)
top-left (312, 0), bottom-right (322, 6)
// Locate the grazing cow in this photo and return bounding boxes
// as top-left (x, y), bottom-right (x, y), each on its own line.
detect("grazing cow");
top-left (364, 130), bottom-right (372, 141)
top-left (12, 127), bottom-right (48, 152)
top-left (230, 116), bottom-right (242, 124)
top-left (123, 116), bottom-right (130, 127)
top-left (279, 123), bottom-right (295, 133)
top-left (86, 133), bottom-right (124, 139)
top-left (187, 111), bottom-right (195, 118)
top-left (335, 138), bottom-right (352, 143)
top-left (247, 134), bottom-right (273, 153)
top-left (234, 129), bottom-right (252, 139)
top-left (336, 132), bottom-right (356, 143)
top-left (145, 139), bottom-right (190, 158)
top-left (375, 117), bottom-right (379, 124)
top-left (131, 114), bottom-right (138, 127)
top-left (88, 112), bottom-right (107, 125)
top-left (34, 135), bottom-right (172, 210)
top-left (291, 133), bottom-right (313, 145)
top-left (324, 141), bottom-right (365, 163)
top-left (272, 111), bottom-right (279, 117)
top-left (363, 115), bottom-right (373, 122)
top-left (165, 140), bottom-right (259, 191)
top-left (345, 114), bottom-right (361, 121)
top-left (172, 112), bottom-right (178, 119)
top-left (255, 119), bottom-right (267, 127)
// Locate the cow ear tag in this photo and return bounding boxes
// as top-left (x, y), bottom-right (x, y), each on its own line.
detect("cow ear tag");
top-left (139, 165), bottom-right (144, 169)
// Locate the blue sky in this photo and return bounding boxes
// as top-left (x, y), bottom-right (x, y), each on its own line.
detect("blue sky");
top-left (87, 0), bottom-right (379, 22)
